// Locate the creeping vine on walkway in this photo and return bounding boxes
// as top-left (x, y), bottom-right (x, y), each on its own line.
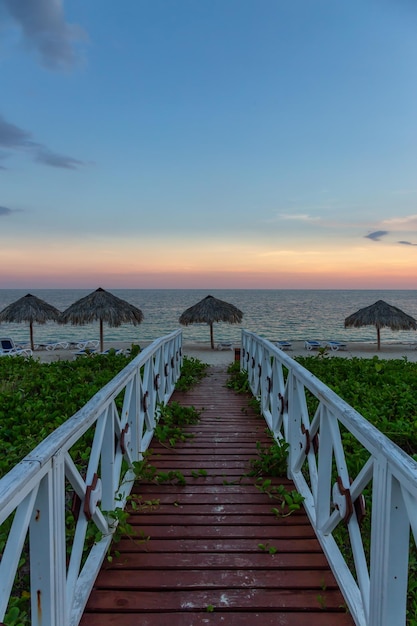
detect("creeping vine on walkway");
top-left (226, 361), bottom-right (304, 521)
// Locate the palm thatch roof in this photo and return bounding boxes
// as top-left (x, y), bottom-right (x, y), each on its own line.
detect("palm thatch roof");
top-left (60, 287), bottom-right (144, 352)
top-left (0, 293), bottom-right (61, 350)
top-left (344, 299), bottom-right (417, 350)
top-left (179, 295), bottom-right (243, 349)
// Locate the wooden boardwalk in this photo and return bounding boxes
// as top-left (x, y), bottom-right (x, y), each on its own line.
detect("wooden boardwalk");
top-left (81, 365), bottom-right (354, 626)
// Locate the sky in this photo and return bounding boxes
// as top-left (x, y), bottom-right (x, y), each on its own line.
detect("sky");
top-left (1, 0), bottom-right (417, 290)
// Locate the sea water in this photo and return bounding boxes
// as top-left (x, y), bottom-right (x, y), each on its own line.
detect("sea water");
top-left (0, 289), bottom-right (417, 347)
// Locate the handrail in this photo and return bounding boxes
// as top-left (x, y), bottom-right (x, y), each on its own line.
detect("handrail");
top-left (0, 330), bottom-right (182, 626)
top-left (242, 330), bottom-right (417, 626)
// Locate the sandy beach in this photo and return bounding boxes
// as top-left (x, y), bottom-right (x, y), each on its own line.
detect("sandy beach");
top-left (183, 340), bottom-right (417, 364)
top-left (25, 339), bottom-right (417, 365)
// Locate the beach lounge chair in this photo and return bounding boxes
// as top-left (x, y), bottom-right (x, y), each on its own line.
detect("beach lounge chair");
top-left (217, 342), bottom-right (234, 351)
top-left (74, 347), bottom-right (124, 357)
top-left (304, 340), bottom-right (322, 351)
top-left (0, 337), bottom-right (32, 357)
top-left (276, 340), bottom-right (292, 350)
top-left (75, 339), bottom-right (99, 350)
top-left (45, 341), bottom-right (69, 351)
top-left (101, 348), bottom-right (124, 355)
top-left (325, 341), bottom-right (347, 351)
top-left (275, 341), bottom-right (292, 350)
top-left (73, 348), bottom-right (97, 357)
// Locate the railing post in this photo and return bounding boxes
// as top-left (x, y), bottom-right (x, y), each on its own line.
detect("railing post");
top-left (136, 361), bottom-right (145, 456)
top-left (29, 454), bottom-right (66, 626)
top-left (316, 407), bottom-right (333, 530)
top-left (239, 332), bottom-right (246, 369)
top-left (128, 371), bottom-right (141, 462)
top-left (369, 462), bottom-right (409, 626)
top-left (52, 453), bottom-right (68, 626)
top-left (260, 347), bottom-right (269, 420)
top-left (286, 370), bottom-right (300, 480)
top-left (101, 405), bottom-right (116, 512)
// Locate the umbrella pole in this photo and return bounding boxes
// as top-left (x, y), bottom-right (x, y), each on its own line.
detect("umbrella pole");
top-left (100, 319), bottom-right (104, 353)
top-left (377, 326), bottom-right (381, 351)
top-left (30, 321), bottom-right (34, 351)
top-left (210, 323), bottom-right (214, 350)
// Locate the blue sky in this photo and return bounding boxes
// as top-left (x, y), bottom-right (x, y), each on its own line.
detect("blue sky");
top-left (1, 0), bottom-right (417, 288)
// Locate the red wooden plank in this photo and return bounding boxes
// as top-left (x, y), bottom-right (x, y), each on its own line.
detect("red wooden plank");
top-left (133, 484), bottom-right (294, 495)
top-left (82, 612), bottom-right (354, 626)
top-left (84, 588), bottom-right (347, 611)
top-left (102, 552), bottom-right (330, 570)
top-left (129, 504), bottom-right (306, 516)
top-left (126, 524), bottom-right (316, 539)
top-left (134, 481), bottom-right (295, 493)
top-left (151, 457), bottom-right (255, 463)
top-left (114, 538), bottom-right (323, 553)
top-left (128, 498), bottom-right (296, 509)
top-left (130, 511), bottom-right (311, 532)
top-left (95, 568), bottom-right (340, 590)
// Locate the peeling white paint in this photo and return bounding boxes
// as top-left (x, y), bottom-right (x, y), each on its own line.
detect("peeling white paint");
top-left (180, 601), bottom-right (195, 609)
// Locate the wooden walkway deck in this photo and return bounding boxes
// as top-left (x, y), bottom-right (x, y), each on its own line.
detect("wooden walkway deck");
top-left (81, 365), bottom-right (354, 626)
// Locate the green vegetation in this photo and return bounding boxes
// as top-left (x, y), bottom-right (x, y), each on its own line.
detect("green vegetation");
top-left (226, 360), bottom-right (251, 393)
top-left (257, 479), bottom-right (305, 517)
top-left (295, 355), bottom-right (417, 456)
top-left (0, 351), bottom-right (136, 478)
top-left (175, 355), bottom-right (209, 391)
top-left (258, 542), bottom-right (278, 555)
top-left (226, 364), bottom-right (304, 519)
top-left (191, 469), bottom-right (208, 478)
top-left (154, 401), bottom-right (201, 447)
top-left (133, 454), bottom-right (187, 486)
top-left (248, 438), bottom-right (289, 478)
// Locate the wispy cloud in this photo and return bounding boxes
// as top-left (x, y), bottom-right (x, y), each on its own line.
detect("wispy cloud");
top-left (277, 213), bottom-right (321, 222)
top-left (382, 214), bottom-right (417, 230)
top-left (0, 114), bottom-right (84, 169)
top-left (0, 205), bottom-right (14, 216)
top-left (0, 115), bottom-right (36, 149)
top-left (35, 147), bottom-right (83, 170)
top-left (364, 230), bottom-right (389, 241)
top-left (259, 249), bottom-right (322, 257)
top-left (364, 214), bottom-right (417, 246)
top-left (0, 0), bottom-right (87, 70)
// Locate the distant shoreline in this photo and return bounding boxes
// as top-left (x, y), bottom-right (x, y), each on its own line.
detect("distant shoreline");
top-left (28, 339), bottom-right (417, 365)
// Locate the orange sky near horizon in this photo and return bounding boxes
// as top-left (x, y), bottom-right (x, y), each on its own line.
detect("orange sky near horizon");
top-left (2, 237), bottom-right (417, 289)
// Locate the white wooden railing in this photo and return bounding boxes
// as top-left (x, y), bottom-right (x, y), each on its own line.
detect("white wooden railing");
top-left (242, 330), bottom-right (417, 626)
top-left (0, 330), bottom-right (182, 626)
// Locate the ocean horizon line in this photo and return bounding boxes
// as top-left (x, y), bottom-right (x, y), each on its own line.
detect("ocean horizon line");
top-left (1, 287), bottom-right (417, 292)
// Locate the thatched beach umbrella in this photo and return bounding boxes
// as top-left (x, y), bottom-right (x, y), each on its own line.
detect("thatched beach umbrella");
top-left (60, 287), bottom-right (144, 352)
top-left (0, 293), bottom-right (61, 350)
top-left (179, 294), bottom-right (243, 349)
top-left (344, 299), bottom-right (417, 351)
